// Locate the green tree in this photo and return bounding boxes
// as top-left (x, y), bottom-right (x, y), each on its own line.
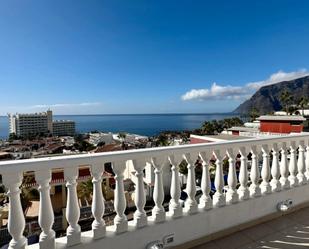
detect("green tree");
top-left (77, 179), bottom-right (93, 204)
top-left (280, 90), bottom-right (293, 114)
top-left (156, 133), bottom-right (169, 146)
top-left (297, 96), bottom-right (308, 115)
top-left (117, 132), bottom-right (127, 141)
top-left (8, 133), bottom-right (19, 142)
top-left (249, 108), bottom-right (260, 122)
top-left (20, 174), bottom-right (39, 212)
top-left (201, 121), bottom-right (215, 135)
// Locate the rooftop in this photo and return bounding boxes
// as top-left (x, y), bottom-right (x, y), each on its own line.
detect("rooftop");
top-left (257, 115), bottom-right (306, 122)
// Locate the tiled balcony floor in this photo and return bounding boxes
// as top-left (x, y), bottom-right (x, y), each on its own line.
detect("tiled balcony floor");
top-left (192, 207), bottom-right (309, 249)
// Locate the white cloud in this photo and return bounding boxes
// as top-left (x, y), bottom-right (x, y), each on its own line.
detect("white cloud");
top-left (4, 102), bottom-right (103, 115)
top-left (181, 69), bottom-right (309, 101)
top-left (182, 83), bottom-right (247, 101)
top-left (30, 102), bottom-right (102, 108)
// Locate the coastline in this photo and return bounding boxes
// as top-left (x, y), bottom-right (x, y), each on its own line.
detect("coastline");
top-left (0, 113), bottom-right (240, 139)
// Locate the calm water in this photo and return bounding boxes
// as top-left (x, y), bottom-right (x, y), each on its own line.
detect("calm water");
top-left (0, 113), bottom-right (238, 139)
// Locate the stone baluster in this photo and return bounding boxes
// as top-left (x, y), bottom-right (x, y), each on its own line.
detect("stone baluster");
top-left (270, 144), bottom-right (281, 192)
top-left (183, 153), bottom-right (198, 214)
top-left (288, 142), bottom-right (298, 187)
top-left (297, 141), bottom-right (306, 185)
top-left (279, 143), bottom-right (290, 189)
top-left (90, 163), bottom-right (106, 239)
top-left (35, 170), bottom-right (55, 249)
top-left (168, 154), bottom-right (183, 218)
top-left (305, 143), bottom-right (309, 181)
top-left (238, 147), bottom-right (249, 200)
top-left (198, 152), bottom-right (213, 210)
top-left (112, 161), bottom-right (128, 233)
top-left (64, 167), bottom-right (81, 246)
top-left (249, 146), bottom-right (261, 197)
top-left (151, 157), bottom-right (166, 223)
top-left (2, 172), bottom-right (27, 249)
top-left (213, 150), bottom-right (226, 207)
top-left (226, 149), bottom-right (238, 204)
top-left (260, 145), bottom-right (271, 194)
top-left (132, 159), bottom-right (147, 228)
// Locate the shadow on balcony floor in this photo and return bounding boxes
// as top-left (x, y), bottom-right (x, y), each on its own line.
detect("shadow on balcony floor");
top-left (192, 207), bottom-right (309, 249)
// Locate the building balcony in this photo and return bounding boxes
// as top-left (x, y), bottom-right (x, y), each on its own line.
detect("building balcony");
top-left (1, 134), bottom-right (309, 249)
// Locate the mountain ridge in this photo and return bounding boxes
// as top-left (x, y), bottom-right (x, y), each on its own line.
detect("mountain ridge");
top-left (233, 75), bottom-right (309, 114)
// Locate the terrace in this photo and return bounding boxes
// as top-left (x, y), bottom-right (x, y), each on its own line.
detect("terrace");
top-left (0, 133), bottom-right (309, 249)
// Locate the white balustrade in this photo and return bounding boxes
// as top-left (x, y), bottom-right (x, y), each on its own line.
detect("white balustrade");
top-left (238, 147), bottom-right (249, 200)
top-left (280, 143), bottom-right (290, 189)
top-left (183, 153), bottom-right (198, 214)
top-left (226, 149), bottom-right (238, 204)
top-left (90, 163), bottom-right (106, 239)
top-left (306, 144), bottom-right (309, 181)
top-left (249, 146), bottom-right (261, 197)
top-left (270, 144), bottom-right (281, 192)
top-left (112, 160), bottom-right (128, 234)
top-left (199, 152), bottom-right (213, 209)
top-left (213, 150), bottom-right (225, 207)
top-left (0, 134), bottom-right (309, 249)
top-left (168, 154), bottom-right (183, 218)
top-left (132, 159), bottom-right (147, 228)
top-left (260, 145), bottom-right (271, 195)
top-left (151, 157), bottom-right (166, 223)
top-left (2, 172), bottom-right (27, 249)
top-left (297, 141), bottom-right (306, 185)
top-left (35, 170), bottom-right (55, 249)
top-left (64, 167), bottom-right (81, 246)
top-left (288, 142), bottom-right (298, 187)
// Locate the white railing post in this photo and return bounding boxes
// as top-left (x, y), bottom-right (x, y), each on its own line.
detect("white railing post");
top-left (199, 152), bottom-right (213, 209)
top-left (90, 163), bottom-right (106, 239)
top-left (297, 141), bottom-right (306, 185)
top-left (305, 143), bottom-right (309, 181)
top-left (132, 159), bottom-right (147, 228)
top-left (261, 145), bottom-right (271, 195)
top-left (183, 153), bottom-right (198, 214)
top-left (226, 149), bottom-right (238, 204)
top-left (213, 150), bottom-right (226, 207)
top-left (270, 144), bottom-right (281, 192)
top-left (280, 142), bottom-right (290, 189)
top-left (2, 172), bottom-right (27, 249)
top-left (35, 170), bottom-right (55, 249)
top-left (168, 154), bottom-right (183, 218)
top-left (112, 161), bottom-right (128, 234)
top-left (288, 141), bottom-right (298, 187)
top-left (151, 156), bottom-right (166, 223)
top-left (238, 147), bottom-right (249, 200)
top-left (249, 146), bottom-right (261, 197)
top-left (64, 167), bottom-right (81, 246)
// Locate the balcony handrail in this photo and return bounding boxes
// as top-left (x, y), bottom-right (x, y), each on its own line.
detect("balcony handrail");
top-left (0, 133), bottom-right (308, 174)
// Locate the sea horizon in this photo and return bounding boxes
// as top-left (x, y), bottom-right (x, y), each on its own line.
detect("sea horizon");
top-left (0, 112), bottom-right (240, 139)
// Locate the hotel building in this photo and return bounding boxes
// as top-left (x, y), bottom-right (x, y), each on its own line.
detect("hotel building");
top-left (8, 110), bottom-right (75, 137)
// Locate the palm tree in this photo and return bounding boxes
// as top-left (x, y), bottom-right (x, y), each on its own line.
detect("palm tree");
top-left (280, 90), bottom-right (293, 114)
top-left (117, 132), bottom-right (127, 141)
top-left (201, 121), bottom-right (215, 135)
top-left (249, 108), bottom-right (260, 122)
top-left (297, 96), bottom-right (308, 115)
top-left (77, 179), bottom-right (93, 205)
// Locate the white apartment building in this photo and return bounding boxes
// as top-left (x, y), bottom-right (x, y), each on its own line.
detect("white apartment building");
top-left (8, 110), bottom-right (75, 137)
top-left (8, 110), bottom-right (52, 137)
top-left (88, 132), bottom-right (113, 146)
top-left (52, 120), bottom-right (75, 137)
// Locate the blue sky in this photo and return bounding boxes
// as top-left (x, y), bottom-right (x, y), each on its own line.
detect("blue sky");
top-left (1, 0), bottom-right (309, 115)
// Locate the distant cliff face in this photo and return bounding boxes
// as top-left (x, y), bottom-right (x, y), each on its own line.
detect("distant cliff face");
top-left (233, 76), bottom-right (309, 114)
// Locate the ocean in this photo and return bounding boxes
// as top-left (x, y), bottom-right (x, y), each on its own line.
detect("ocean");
top-left (0, 113), bottom-right (238, 139)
